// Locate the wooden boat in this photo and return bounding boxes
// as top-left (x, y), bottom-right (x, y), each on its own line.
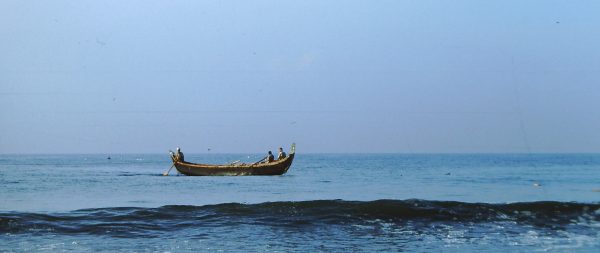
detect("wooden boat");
top-left (170, 144), bottom-right (295, 176)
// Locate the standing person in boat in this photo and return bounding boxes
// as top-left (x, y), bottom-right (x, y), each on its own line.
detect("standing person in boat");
top-left (176, 147), bottom-right (185, 162)
top-left (277, 147), bottom-right (287, 160)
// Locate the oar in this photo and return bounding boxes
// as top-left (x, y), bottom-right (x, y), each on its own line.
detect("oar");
top-left (251, 156), bottom-right (267, 165)
top-left (163, 164), bottom-right (175, 176)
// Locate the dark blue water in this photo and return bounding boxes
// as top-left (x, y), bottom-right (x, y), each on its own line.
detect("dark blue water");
top-left (1, 154), bottom-right (600, 252)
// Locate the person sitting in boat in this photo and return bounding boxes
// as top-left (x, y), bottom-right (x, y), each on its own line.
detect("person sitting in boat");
top-left (277, 147), bottom-right (287, 160)
top-left (176, 147), bottom-right (185, 162)
top-left (266, 151), bottom-right (274, 163)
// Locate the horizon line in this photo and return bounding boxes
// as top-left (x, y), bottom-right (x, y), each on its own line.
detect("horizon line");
top-left (2, 152), bottom-right (600, 155)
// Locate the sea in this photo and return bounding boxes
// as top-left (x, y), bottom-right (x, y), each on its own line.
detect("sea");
top-left (1, 153), bottom-right (599, 252)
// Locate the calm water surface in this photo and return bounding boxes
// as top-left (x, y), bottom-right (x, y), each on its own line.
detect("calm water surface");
top-left (1, 154), bottom-right (599, 252)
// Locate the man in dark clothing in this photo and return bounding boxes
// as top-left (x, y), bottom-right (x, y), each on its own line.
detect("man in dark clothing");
top-left (176, 147), bottom-right (185, 162)
top-left (266, 151), bottom-right (274, 163)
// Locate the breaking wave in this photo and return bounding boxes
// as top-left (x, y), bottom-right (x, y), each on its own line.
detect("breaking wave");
top-left (1, 200), bottom-right (599, 237)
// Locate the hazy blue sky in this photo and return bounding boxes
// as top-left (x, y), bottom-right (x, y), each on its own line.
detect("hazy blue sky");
top-left (1, 1), bottom-right (599, 154)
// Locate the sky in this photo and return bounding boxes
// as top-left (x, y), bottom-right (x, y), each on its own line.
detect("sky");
top-left (1, 0), bottom-right (599, 154)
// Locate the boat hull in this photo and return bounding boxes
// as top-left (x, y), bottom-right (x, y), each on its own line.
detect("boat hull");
top-left (173, 153), bottom-right (295, 176)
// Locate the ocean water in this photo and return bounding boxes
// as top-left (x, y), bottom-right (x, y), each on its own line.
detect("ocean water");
top-left (1, 153), bottom-right (599, 252)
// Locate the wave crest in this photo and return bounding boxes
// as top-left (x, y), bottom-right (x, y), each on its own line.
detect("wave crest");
top-left (1, 199), bottom-right (599, 236)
